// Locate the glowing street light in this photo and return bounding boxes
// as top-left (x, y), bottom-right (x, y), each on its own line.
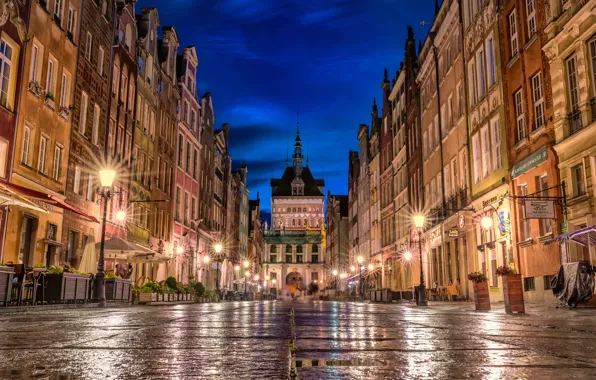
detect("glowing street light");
top-left (350, 265), bottom-right (356, 272)
top-left (203, 255), bottom-right (210, 264)
top-left (99, 169), bottom-right (116, 188)
top-left (265, 275), bottom-right (270, 281)
top-left (116, 210), bottom-right (126, 221)
top-left (357, 255), bottom-right (363, 264)
top-left (214, 243), bottom-right (223, 253)
top-left (243, 260), bottom-right (250, 269)
top-left (403, 250), bottom-right (412, 261)
top-left (254, 274), bottom-right (260, 281)
top-left (481, 215), bottom-right (493, 230)
top-left (176, 246), bottom-right (184, 255)
top-left (332, 269), bottom-right (338, 276)
top-left (272, 279), bottom-right (277, 285)
top-left (234, 265), bottom-right (240, 271)
top-left (96, 168), bottom-right (117, 308)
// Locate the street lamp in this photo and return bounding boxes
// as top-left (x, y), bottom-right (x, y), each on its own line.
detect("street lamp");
top-left (244, 270), bottom-right (250, 300)
top-left (116, 210), bottom-right (126, 221)
top-left (481, 215), bottom-right (493, 230)
top-left (96, 168), bottom-right (116, 308)
top-left (214, 243), bottom-right (223, 294)
top-left (176, 246), bottom-right (184, 255)
top-left (332, 269), bottom-right (338, 290)
top-left (350, 265), bottom-right (356, 272)
top-left (403, 250), bottom-right (412, 261)
top-left (413, 214), bottom-right (428, 306)
top-left (367, 263), bottom-right (374, 271)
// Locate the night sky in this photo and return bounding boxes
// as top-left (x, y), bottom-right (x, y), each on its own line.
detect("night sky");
top-left (136, 0), bottom-right (433, 216)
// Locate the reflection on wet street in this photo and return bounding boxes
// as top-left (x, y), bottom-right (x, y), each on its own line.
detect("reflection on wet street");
top-left (1, 301), bottom-right (596, 379)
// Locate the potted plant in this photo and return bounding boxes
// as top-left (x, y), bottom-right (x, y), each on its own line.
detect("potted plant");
top-left (138, 281), bottom-right (160, 303)
top-left (45, 92), bottom-right (55, 109)
top-left (43, 265), bottom-right (92, 303)
top-left (0, 263), bottom-right (14, 306)
top-left (496, 265), bottom-right (525, 314)
top-left (468, 271), bottom-right (490, 311)
top-left (193, 282), bottom-right (205, 302)
top-left (105, 272), bottom-right (133, 302)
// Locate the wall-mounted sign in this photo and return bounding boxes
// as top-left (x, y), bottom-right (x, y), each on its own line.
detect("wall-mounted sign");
top-left (448, 228), bottom-right (459, 238)
top-left (429, 228), bottom-right (442, 247)
top-left (458, 214), bottom-right (465, 229)
top-left (561, 222), bottom-right (568, 234)
top-left (511, 146), bottom-right (548, 180)
top-left (498, 209), bottom-right (508, 236)
top-left (524, 200), bottom-right (555, 219)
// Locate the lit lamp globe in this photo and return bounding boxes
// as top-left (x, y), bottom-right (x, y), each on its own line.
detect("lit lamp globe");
top-left (367, 264), bottom-right (374, 271)
top-left (332, 269), bottom-right (338, 277)
top-left (116, 210), bottom-right (126, 221)
top-left (357, 255), bottom-right (363, 264)
top-left (203, 255), bottom-right (210, 264)
top-left (244, 270), bottom-right (250, 277)
top-left (234, 265), bottom-right (240, 271)
top-left (272, 279), bottom-right (277, 285)
top-left (403, 251), bottom-right (413, 261)
top-left (254, 274), bottom-right (260, 281)
top-left (243, 260), bottom-right (250, 269)
top-left (481, 216), bottom-right (493, 230)
top-left (413, 214), bottom-right (425, 229)
top-left (99, 169), bottom-right (116, 187)
top-left (214, 243), bottom-right (223, 254)
top-left (350, 265), bottom-right (356, 272)
top-left (265, 275), bottom-right (270, 281)
top-left (176, 246), bottom-right (184, 254)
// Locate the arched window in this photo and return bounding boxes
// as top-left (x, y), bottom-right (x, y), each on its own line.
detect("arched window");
top-left (270, 245), bottom-right (277, 253)
top-left (292, 219), bottom-right (295, 226)
top-left (304, 218), bottom-right (307, 226)
top-left (296, 245), bottom-right (303, 253)
top-left (286, 245), bottom-right (292, 253)
top-left (312, 244), bottom-right (318, 253)
top-left (292, 207), bottom-right (296, 212)
top-left (287, 207), bottom-right (291, 212)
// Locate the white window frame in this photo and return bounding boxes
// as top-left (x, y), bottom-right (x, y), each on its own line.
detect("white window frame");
top-left (46, 55), bottom-right (57, 96)
top-left (444, 165), bottom-right (451, 199)
top-left (491, 117), bottom-right (502, 171)
top-left (0, 38), bottom-right (15, 109)
top-left (514, 89), bottom-right (525, 142)
top-left (53, 0), bottom-right (63, 22)
top-left (86, 175), bottom-right (94, 201)
top-left (92, 103), bottom-right (100, 145)
top-left (509, 11), bottom-right (518, 56)
top-left (590, 38), bottom-right (596, 98)
top-left (29, 41), bottom-right (43, 84)
top-left (97, 46), bottom-right (104, 76)
top-left (476, 47), bottom-right (486, 98)
top-left (566, 55), bottom-right (580, 111)
top-left (486, 35), bottom-right (496, 86)
top-left (85, 32), bottom-right (92, 61)
top-left (53, 144), bottom-right (62, 181)
top-left (59, 71), bottom-right (69, 108)
top-left (481, 125), bottom-right (490, 178)
top-left (532, 73), bottom-right (545, 130)
top-left (38, 135), bottom-right (47, 173)
top-left (80, 91), bottom-right (88, 135)
top-left (526, 0), bottom-right (536, 37)
top-left (74, 166), bottom-right (81, 195)
top-left (112, 64), bottom-right (119, 97)
top-left (21, 126), bottom-right (30, 165)
top-left (67, 7), bottom-right (76, 36)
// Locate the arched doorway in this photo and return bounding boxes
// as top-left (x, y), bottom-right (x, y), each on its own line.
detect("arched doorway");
top-left (285, 271), bottom-right (304, 291)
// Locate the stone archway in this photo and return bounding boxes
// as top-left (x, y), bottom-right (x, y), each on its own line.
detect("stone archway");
top-left (286, 271), bottom-right (305, 291)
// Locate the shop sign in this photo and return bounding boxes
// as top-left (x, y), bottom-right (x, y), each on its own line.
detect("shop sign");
top-left (561, 222), bottom-right (568, 234)
top-left (448, 228), bottom-right (459, 238)
top-left (498, 209), bottom-right (508, 236)
top-left (510, 146), bottom-right (548, 180)
top-left (524, 200), bottom-right (555, 219)
top-left (458, 214), bottom-right (465, 229)
top-left (429, 228), bottom-right (442, 247)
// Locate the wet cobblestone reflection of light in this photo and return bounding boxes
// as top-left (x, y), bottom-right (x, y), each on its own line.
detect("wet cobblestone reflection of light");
top-left (2, 301), bottom-right (596, 379)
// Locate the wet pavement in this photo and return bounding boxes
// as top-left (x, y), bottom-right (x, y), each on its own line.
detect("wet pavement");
top-left (1, 301), bottom-right (596, 379)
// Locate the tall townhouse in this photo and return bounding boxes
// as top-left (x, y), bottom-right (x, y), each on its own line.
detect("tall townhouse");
top-left (237, 164), bottom-right (249, 262)
top-left (369, 102), bottom-right (382, 267)
top-left (105, 1), bottom-right (140, 274)
top-left (7, 0), bottom-right (82, 267)
top-left (174, 46), bottom-right (201, 282)
top-left (347, 150), bottom-right (359, 264)
top-left (248, 195), bottom-right (262, 292)
top-left (0, 0), bottom-right (29, 261)
top-left (543, 0), bottom-right (596, 267)
top-left (132, 8), bottom-right (159, 252)
top-left (196, 92), bottom-right (215, 283)
top-left (214, 124), bottom-right (231, 289)
top-left (356, 125), bottom-right (370, 269)
top-left (379, 74), bottom-right (395, 287)
top-left (464, 0), bottom-right (510, 301)
top-left (404, 26), bottom-right (424, 292)
top-left (326, 193), bottom-right (348, 276)
top-left (231, 165), bottom-right (249, 287)
top-left (418, 0), bottom-right (473, 296)
top-left (388, 67), bottom-right (409, 291)
top-left (62, 0), bottom-right (119, 269)
top-left (500, 0), bottom-right (560, 302)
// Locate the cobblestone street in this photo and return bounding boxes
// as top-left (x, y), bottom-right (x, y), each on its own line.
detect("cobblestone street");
top-left (2, 301), bottom-right (596, 379)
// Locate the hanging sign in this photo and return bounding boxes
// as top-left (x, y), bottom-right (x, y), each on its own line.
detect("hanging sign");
top-left (524, 200), bottom-right (555, 219)
top-left (458, 214), bottom-right (465, 229)
top-left (448, 228), bottom-right (459, 238)
top-left (510, 146), bottom-right (548, 179)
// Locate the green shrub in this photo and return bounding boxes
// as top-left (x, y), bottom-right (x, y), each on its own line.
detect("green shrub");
top-left (165, 276), bottom-right (177, 290)
top-left (105, 272), bottom-right (122, 279)
top-left (140, 281), bottom-right (160, 293)
top-left (46, 265), bottom-right (64, 275)
top-left (193, 282), bottom-right (205, 297)
top-left (33, 262), bottom-right (46, 268)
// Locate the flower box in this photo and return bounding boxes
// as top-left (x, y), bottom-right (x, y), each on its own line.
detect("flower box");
top-left (105, 278), bottom-right (133, 302)
top-left (43, 273), bottom-right (92, 303)
top-left (139, 292), bottom-right (157, 303)
top-left (502, 274), bottom-right (525, 314)
top-left (472, 280), bottom-right (491, 311)
top-left (0, 266), bottom-right (15, 306)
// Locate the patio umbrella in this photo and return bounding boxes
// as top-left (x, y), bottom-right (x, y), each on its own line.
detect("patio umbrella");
top-left (78, 235), bottom-right (97, 274)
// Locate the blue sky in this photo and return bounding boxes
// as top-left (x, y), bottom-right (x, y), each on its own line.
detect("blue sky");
top-left (137, 0), bottom-right (432, 215)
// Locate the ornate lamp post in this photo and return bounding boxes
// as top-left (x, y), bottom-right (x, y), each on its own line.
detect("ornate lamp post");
top-left (332, 269), bottom-right (338, 290)
top-left (243, 260), bottom-right (250, 299)
top-left (413, 214), bottom-right (428, 306)
top-left (357, 255), bottom-right (363, 297)
top-left (96, 169), bottom-right (116, 308)
top-left (214, 243), bottom-right (223, 294)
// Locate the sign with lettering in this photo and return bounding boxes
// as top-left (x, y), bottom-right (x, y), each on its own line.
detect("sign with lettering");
top-left (498, 209), bottom-right (507, 236)
top-left (429, 228), bottom-right (442, 247)
top-left (511, 146), bottom-right (548, 180)
top-left (448, 228), bottom-right (459, 238)
top-left (524, 200), bottom-right (555, 219)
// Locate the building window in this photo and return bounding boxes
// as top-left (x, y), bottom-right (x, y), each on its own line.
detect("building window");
top-left (270, 245), bottom-right (277, 253)
top-left (532, 73), bottom-right (545, 130)
top-left (296, 255), bottom-right (303, 263)
top-left (184, 192), bottom-right (189, 224)
top-left (87, 175), bottom-right (94, 201)
top-left (526, 0), bottom-right (535, 37)
top-left (524, 277), bottom-right (535, 291)
top-left (193, 149), bottom-right (198, 179)
top-left (514, 89), bottom-right (525, 142)
top-left (311, 254), bottom-right (318, 263)
top-left (53, 0), bottom-right (63, 22)
top-left (519, 184), bottom-right (530, 240)
top-left (286, 254), bottom-right (292, 263)
top-left (543, 275), bottom-right (554, 290)
top-left (46, 56), bottom-right (56, 97)
top-left (572, 164), bottom-right (585, 197)
top-left (38, 135), bottom-right (47, 173)
top-left (186, 142), bottom-right (191, 173)
top-left (112, 64), bottom-right (119, 97)
top-left (92, 104), bottom-right (100, 145)
top-left (178, 134), bottom-right (183, 167)
top-left (480, 125), bottom-right (490, 178)
top-left (270, 255), bottom-right (277, 263)
top-left (312, 244), bottom-right (318, 253)
top-left (80, 91), bottom-right (88, 135)
top-left (590, 38), bottom-right (596, 99)
top-left (286, 244), bottom-right (292, 253)
top-left (566, 55), bottom-right (580, 111)
top-left (176, 187), bottom-right (181, 221)
top-left (509, 10), bottom-right (518, 56)
top-left (538, 175), bottom-right (553, 236)
top-left (53, 145), bottom-right (62, 181)
top-left (29, 43), bottom-right (40, 84)
top-left (0, 139), bottom-right (7, 177)
top-left (476, 48), bottom-right (486, 98)
top-left (486, 36), bottom-right (496, 86)
top-left (73, 166), bottom-right (81, 194)
top-left (469, 61), bottom-right (477, 105)
top-left (59, 72), bottom-right (69, 108)
top-left (491, 118), bottom-right (502, 171)
top-left (85, 32), bottom-right (92, 61)
top-left (66, 7), bottom-right (76, 38)
top-left (21, 126), bottom-right (30, 165)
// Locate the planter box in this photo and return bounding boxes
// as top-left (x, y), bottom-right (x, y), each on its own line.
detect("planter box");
top-left (139, 292), bottom-right (157, 303)
top-left (369, 290), bottom-right (375, 302)
top-left (0, 266), bottom-right (14, 306)
top-left (472, 281), bottom-right (491, 311)
top-left (43, 273), bottom-right (92, 303)
top-left (380, 289), bottom-right (392, 303)
top-left (105, 278), bottom-right (133, 302)
top-left (503, 274), bottom-right (525, 314)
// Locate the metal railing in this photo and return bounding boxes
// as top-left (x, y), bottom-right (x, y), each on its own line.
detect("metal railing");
top-left (568, 109), bottom-right (583, 134)
top-left (590, 97), bottom-right (596, 123)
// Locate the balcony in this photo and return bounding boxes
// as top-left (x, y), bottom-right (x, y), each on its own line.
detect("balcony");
top-left (568, 109), bottom-right (583, 135)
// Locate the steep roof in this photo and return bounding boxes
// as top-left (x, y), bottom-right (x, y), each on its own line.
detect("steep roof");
top-left (270, 166), bottom-right (324, 197)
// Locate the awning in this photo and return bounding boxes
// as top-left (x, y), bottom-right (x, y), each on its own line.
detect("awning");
top-left (0, 178), bottom-right (99, 222)
top-left (568, 226), bottom-right (596, 247)
top-left (96, 237), bottom-right (169, 262)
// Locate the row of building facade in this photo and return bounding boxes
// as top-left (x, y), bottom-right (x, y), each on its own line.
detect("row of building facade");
top-left (343, 0), bottom-right (596, 303)
top-left (0, 0), bottom-right (262, 291)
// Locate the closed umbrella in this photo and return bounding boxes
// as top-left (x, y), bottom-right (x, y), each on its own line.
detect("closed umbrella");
top-left (78, 235), bottom-right (97, 274)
